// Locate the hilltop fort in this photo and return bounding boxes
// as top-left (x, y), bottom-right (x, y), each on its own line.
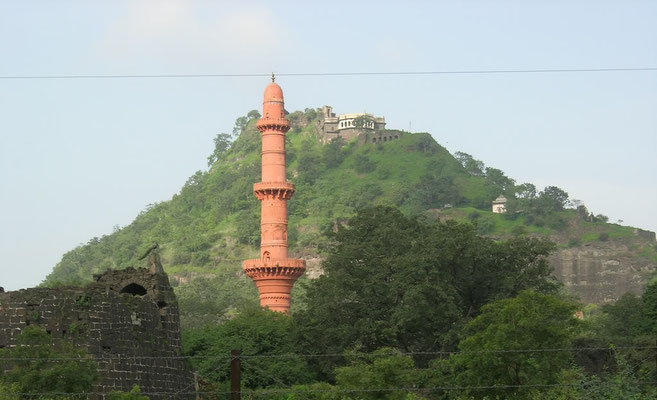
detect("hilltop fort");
top-left (317, 105), bottom-right (402, 144)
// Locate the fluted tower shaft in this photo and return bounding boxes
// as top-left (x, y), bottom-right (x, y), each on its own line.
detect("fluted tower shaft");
top-left (242, 81), bottom-right (305, 313)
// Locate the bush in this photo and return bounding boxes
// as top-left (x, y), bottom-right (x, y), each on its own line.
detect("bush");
top-left (468, 211), bottom-right (480, 220)
top-left (599, 232), bottom-right (609, 242)
top-left (512, 225), bottom-right (527, 237)
top-left (474, 218), bottom-right (496, 235)
top-left (568, 238), bottom-right (581, 248)
top-left (0, 326), bottom-right (97, 396)
top-left (354, 154), bottom-right (376, 173)
top-left (108, 385), bottom-right (150, 400)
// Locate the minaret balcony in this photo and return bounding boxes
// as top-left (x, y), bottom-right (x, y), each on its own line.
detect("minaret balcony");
top-left (253, 182), bottom-right (295, 200)
top-left (242, 258), bottom-right (306, 278)
top-left (256, 118), bottom-right (290, 133)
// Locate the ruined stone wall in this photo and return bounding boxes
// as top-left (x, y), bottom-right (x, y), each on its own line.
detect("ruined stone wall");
top-left (0, 268), bottom-right (194, 399)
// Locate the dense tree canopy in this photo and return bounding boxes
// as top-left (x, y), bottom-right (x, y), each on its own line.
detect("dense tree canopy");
top-left (183, 307), bottom-right (311, 389)
top-left (641, 281), bottom-right (657, 335)
top-left (295, 206), bottom-right (558, 378)
top-left (431, 290), bottom-right (582, 399)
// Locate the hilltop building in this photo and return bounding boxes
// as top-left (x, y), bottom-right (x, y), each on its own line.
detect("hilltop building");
top-left (242, 79), bottom-right (306, 313)
top-left (318, 106), bottom-right (398, 144)
top-left (492, 195), bottom-right (508, 213)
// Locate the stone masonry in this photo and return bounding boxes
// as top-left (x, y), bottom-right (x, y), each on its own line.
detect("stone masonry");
top-left (317, 105), bottom-right (394, 144)
top-left (0, 267), bottom-right (194, 399)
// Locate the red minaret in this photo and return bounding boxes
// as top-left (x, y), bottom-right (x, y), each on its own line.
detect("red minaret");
top-left (242, 78), bottom-right (305, 313)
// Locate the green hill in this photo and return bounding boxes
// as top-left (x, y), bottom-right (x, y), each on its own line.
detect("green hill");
top-left (43, 109), bottom-right (657, 324)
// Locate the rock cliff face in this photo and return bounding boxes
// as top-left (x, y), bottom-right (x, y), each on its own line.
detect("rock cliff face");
top-left (550, 234), bottom-right (657, 304)
top-left (301, 230), bottom-right (656, 305)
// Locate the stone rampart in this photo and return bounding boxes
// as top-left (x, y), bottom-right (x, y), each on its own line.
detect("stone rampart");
top-left (0, 267), bottom-right (194, 399)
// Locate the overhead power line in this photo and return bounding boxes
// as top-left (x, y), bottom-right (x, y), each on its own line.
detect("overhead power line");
top-left (0, 345), bottom-right (655, 361)
top-left (0, 67), bottom-right (656, 80)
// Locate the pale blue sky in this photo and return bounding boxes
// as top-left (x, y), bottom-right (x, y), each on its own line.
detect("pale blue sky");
top-left (1, 0), bottom-right (656, 290)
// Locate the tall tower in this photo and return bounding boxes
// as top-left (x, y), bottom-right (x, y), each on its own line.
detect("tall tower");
top-left (242, 79), bottom-right (305, 313)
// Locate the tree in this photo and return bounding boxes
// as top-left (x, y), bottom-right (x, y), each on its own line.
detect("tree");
top-left (410, 174), bottom-right (460, 209)
top-left (247, 109), bottom-right (261, 120)
top-left (207, 133), bottom-right (232, 166)
top-left (232, 116), bottom-right (249, 137)
top-left (432, 291), bottom-right (582, 399)
top-left (352, 115), bottom-right (374, 129)
top-left (577, 352), bottom-right (657, 399)
top-left (234, 209), bottom-right (260, 246)
top-left (295, 207), bottom-right (558, 379)
top-left (297, 140), bottom-right (323, 185)
top-left (183, 307), bottom-right (312, 389)
top-left (454, 151), bottom-right (485, 176)
top-left (176, 267), bottom-right (259, 329)
top-left (599, 292), bottom-right (644, 340)
top-left (322, 137), bottom-right (345, 168)
top-left (485, 167), bottom-right (515, 192)
top-left (413, 133), bottom-right (440, 153)
top-left (641, 281), bottom-right (657, 335)
top-left (334, 348), bottom-right (421, 400)
top-left (0, 326), bottom-right (97, 396)
top-left (353, 154), bottom-right (376, 173)
top-left (536, 186), bottom-right (570, 214)
top-left (514, 183), bottom-right (537, 212)
top-left (304, 107), bottom-right (317, 120)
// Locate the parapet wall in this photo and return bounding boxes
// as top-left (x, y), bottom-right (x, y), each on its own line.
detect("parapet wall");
top-left (0, 267), bottom-right (194, 399)
top-left (318, 105), bottom-right (394, 144)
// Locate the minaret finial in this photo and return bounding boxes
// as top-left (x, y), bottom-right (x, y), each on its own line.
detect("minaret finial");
top-left (271, 72), bottom-right (275, 83)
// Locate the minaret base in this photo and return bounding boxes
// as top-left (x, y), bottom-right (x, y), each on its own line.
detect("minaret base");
top-left (242, 258), bottom-right (306, 313)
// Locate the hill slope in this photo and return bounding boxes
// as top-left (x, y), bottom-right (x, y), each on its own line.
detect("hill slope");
top-left (43, 109), bottom-right (657, 321)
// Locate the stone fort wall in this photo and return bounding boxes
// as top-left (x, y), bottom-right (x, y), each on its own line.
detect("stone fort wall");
top-left (0, 267), bottom-right (194, 399)
top-left (317, 105), bottom-right (401, 144)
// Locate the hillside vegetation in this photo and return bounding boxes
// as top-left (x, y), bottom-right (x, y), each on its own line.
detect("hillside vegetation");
top-left (43, 109), bottom-right (657, 324)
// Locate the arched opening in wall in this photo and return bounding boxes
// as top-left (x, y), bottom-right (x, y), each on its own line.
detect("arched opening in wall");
top-left (120, 283), bottom-right (147, 296)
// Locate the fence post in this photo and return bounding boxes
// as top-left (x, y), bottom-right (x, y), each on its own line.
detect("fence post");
top-left (194, 371), bottom-right (200, 400)
top-left (231, 349), bottom-right (241, 400)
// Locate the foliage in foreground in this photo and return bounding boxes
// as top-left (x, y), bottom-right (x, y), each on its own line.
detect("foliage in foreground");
top-left (0, 326), bottom-right (97, 398)
top-left (183, 307), bottom-right (311, 389)
top-left (294, 206), bottom-right (558, 378)
top-left (181, 207), bottom-right (656, 399)
top-left (108, 385), bottom-right (150, 400)
top-left (430, 290), bottom-right (583, 399)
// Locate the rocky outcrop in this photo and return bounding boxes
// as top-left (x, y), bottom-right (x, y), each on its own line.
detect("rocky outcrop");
top-left (550, 239), bottom-right (656, 304)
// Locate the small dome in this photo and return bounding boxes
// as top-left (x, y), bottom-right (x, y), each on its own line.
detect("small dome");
top-left (263, 83), bottom-right (284, 103)
top-left (493, 195), bottom-right (508, 203)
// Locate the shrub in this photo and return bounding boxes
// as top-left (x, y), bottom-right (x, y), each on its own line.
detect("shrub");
top-left (568, 238), bottom-right (581, 248)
